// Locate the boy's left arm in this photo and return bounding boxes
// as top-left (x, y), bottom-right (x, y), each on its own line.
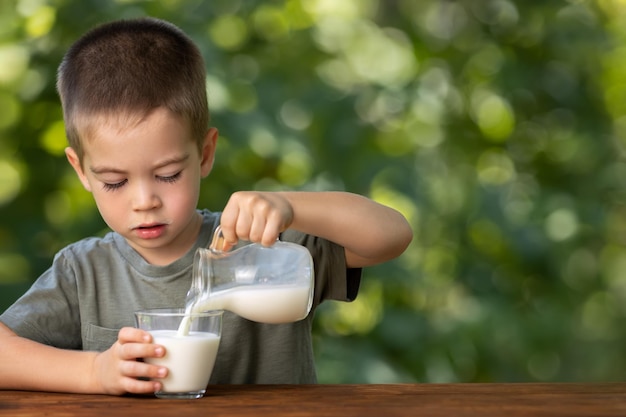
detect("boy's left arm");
top-left (281, 191), bottom-right (413, 268)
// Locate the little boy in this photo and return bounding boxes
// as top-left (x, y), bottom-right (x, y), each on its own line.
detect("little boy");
top-left (0, 17), bottom-right (412, 395)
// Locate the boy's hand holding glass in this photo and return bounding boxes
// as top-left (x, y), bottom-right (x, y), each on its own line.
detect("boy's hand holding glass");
top-left (92, 327), bottom-right (167, 395)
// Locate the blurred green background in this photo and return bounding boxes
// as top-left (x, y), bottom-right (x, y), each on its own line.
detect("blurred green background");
top-left (2, 0), bottom-right (626, 383)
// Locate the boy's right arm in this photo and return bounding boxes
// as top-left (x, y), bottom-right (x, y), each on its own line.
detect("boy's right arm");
top-left (0, 322), bottom-right (166, 395)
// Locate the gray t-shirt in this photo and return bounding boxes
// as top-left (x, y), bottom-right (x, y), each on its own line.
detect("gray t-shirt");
top-left (0, 209), bottom-right (361, 383)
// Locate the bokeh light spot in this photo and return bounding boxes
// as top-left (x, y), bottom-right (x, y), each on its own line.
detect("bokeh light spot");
top-left (277, 147), bottom-right (313, 186)
top-left (476, 148), bottom-right (516, 185)
top-left (25, 5), bottom-right (55, 38)
top-left (0, 92), bottom-right (21, 129)
top-left (249, 127), bottom-right (279, 158)
top-left (471, 90), bottom-right (515, 142)
top-left (253, 5), bottom-right (289, 41)
top-left (208, 15), bottom-right (248, 50)
top-left (40, 120), bottom-right (68, 156)
top-left (0, 253), bottom-right (30, 284)
top-left (227, 80), bottom-right (258, 113)
top-left (545, 208), bottom-right (579, 242)
top-left (280, 100), bottom-right (312, 131)
top-left (0, 45), bottom-right (29, 85)
top-left (318, 279), bottom-right (383, 336)
top-left (0, 159), bottom-right (22, 206)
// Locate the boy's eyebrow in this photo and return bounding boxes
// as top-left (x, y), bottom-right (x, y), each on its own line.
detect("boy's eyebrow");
top-left (89, 153), bottom-right (191, 174)
top-left (153, 153), bottom-right (191, 169)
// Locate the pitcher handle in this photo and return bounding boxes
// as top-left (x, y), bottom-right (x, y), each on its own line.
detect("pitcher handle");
top-left (210, 225), bottom-right (281, 252)
top-left (210, 225), bottom-right (228, 252)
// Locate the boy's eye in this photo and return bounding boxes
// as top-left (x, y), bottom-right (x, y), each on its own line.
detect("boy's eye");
top-left (99, 172), bottom-right (180, 191)
top-left (102, 180), bottom-right (127, 191)
top-left (157, 172), bottom-right (182, 183)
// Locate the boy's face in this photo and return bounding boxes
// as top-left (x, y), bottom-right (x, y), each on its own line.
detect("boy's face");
top-left (65, 107), bottom-right (217, 265)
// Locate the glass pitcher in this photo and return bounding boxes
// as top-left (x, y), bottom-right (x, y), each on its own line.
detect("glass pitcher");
top-left (183, 226), bottom-right (314, 323)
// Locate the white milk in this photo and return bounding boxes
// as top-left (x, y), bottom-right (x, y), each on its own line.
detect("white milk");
top-left (206, 284), bottom-right (311, 323)
top-left (178, 284), bottom-right (310, 335)
top-left (146, 330), bottom-right (220, 393)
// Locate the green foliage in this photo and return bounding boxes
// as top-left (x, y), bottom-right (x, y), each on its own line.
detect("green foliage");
top-left (1, 0), bottom-right (625, 383)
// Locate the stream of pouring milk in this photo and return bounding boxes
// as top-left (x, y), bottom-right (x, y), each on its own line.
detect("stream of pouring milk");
top-left (177, 285), bottom-right (310, 336)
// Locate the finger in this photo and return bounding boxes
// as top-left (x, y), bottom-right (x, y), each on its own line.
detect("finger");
top-left (118, 341), bottom-right (165, 361)
top-left (121, 376), bottom-right (163, 395)
top-left (234, 211), bottom-right (254, 242)
top-left (261, 214), bottom-right (284, 247)
top-left (118, 327), bottom-right (152, 344)
top-left (219, 202), bottom-right (240, 247)
top-left (248, 214), bottom-right (268, 244)
top-left (120, 358), bottom-right (168, 380)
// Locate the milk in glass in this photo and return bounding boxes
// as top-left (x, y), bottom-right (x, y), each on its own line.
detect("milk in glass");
top-left (146, 330), bottom-right (220, 393)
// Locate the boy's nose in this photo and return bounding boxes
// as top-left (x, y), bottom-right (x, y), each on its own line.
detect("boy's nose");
top-left (132, 182), bottom-right (161, 211)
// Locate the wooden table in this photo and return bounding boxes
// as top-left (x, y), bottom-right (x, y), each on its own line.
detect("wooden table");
top-left (1, 383), bottom-right (625, 416)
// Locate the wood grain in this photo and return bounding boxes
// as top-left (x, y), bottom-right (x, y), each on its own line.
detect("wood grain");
top-left (1, 383), bottom-right (625, 417)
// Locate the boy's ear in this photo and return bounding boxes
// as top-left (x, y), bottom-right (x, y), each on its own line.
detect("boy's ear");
top-left (200, 127), bottom-right (218, 178)
top-left (65, 147), bottom-right (92, 192)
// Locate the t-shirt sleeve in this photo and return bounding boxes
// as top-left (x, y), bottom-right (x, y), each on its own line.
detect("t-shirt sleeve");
top-left (0, 249), bottom-right (82, 349)
top-left (280, 229), bottom-right (362, 307)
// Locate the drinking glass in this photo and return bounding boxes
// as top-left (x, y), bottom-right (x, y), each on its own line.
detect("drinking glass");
top-left (134, 308), bottom-right (222, 399)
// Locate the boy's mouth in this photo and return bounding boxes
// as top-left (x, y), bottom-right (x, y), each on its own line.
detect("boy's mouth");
top-left (133, 223), bottom-right (167, 239)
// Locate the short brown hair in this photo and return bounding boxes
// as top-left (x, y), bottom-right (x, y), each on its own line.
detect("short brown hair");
top-left (57, 17), bottom-right (209, 160)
